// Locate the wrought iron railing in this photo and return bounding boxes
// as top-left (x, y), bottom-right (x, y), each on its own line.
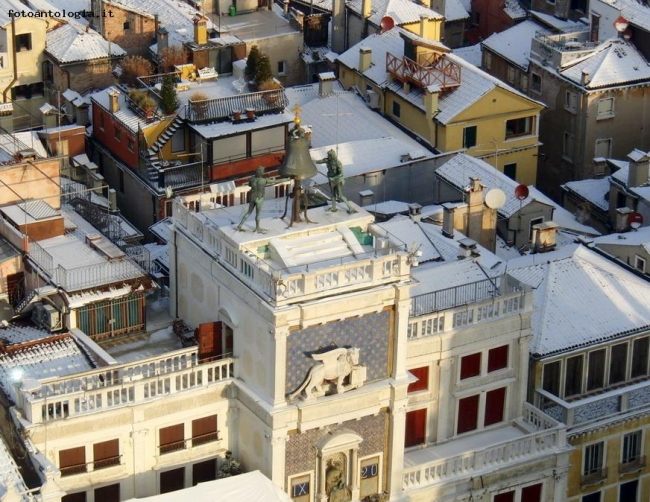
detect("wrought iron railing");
top-left (184, 88), bottom-right (288, 123)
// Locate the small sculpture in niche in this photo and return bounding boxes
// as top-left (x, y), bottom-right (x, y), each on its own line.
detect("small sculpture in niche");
top-left (287, 347), bottom-right (367, 401)
top-left (326, 460), bottom-right (352, 502)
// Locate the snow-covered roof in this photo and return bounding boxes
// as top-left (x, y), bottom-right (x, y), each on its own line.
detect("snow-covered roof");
top-left (46, 23), bottom-right (126, 63)
top-left (347, 0), bottom-right (443, 26)
top-left (90, 86), bottom-right (160, 132)
top-left (24, 0), bottom-right (91, 22)
top-left (363, 200), bottom-right (411, 215)
top-left (482, 20), bottom-right (541, 70)
top-left (310, 138), bottom-right (432, 184)
top-left (610, 158), bottom-right (630, 185)
top-left (529, 10), bottom-right (584, 31)
top-left (337, 29), bottom-right (404, 87)
top-left (592, 225), bottom-right (650, 247)
top-left (1, 0), bottom-right (37, 26)
top-left (444, 0), bottom-right (471, 22)
top-left (560, 38), bottom-right (650, 89)
top-left (216, 8), bottom-right (299, 42)
top-left (0, 433), bottom-right (30, 502)
top-left (561, 178), bottom-right (610, 211)
top-left (504, 0), bottom-right (526, 20)
top-left (508, 244), bottom-right (650, 356)
top-left (0, 331), bottom-right (95, 403)
top-left (0, 132), bottom-right (47, 160)
top-left (190, 110), bottom-right (294, 139)
top-left (10, 132), bottom-right (48, 159)
top-left (453, 44), bottom-right (482, 68)
top-left (435, 154), bottom-right (601, 235)
top-left (597, 0), bottom-right (650, 32)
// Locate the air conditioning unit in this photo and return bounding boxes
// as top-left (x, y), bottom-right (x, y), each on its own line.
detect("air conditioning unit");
top-left (32, 303), bottom-right (62, 332)
top-left (365, 90), bottom-right (380, 110)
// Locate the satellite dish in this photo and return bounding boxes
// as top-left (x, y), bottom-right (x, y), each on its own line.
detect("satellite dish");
top-left (485, 188), bottom-right (506, 209)
top-left (380, 16), bottom-right (395, 32)
top-left (628, 212), bottom-right (644, 229)
top-left (514, 184), bottom-right (529, 200)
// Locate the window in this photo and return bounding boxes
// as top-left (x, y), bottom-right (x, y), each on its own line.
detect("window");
top-left (457, 394), bottom-right (479, 434)
top-left (159, 424), bottom-right (185, 454)
top-left (171, 129), bottom-right (185, 152)
top-left (127, 138), bottom-right (134, 152)
top-left (405, 408), bottom-right (427, 447)
top-left (583, 441), bottom-right (604, 476)
top-left (631, 337), bottom-right (649, 378)
top-left (586, 349), bottom-right (606, 391)
top-left (542, 361), bottom-right (561, 396)
top-left (123, 21), bottom-right (131, 30)
top-left (278, 61), bottom-right (287, 75)
top-left (590, 14), bottom-right (600, 42)
top-left (609, 343), bottom-right (628, 385)
top-left (494, 492), bottom-right (515, 502)
top-left (507, 66), bottom-right (515, 84)
top-left (565, 355), bottom-right (583, 397)
top-left (42, 61), bottom-right (53, 83)
top-left (582, 493), bottom-right (600, 502)
top-left (193, 459), bottom-right (217, 485)
top-left (634, 256), bottom-right (646, 273)
top-left (504, 163), bottom-right (517, 180)
top-left (192, 415), bottom-right (218, 446)
top-left (488, 345), bottom-right (508, 372)
top-left (484, 387), bottom-right (506, 426)
top-left (360, 457), bottom-right (380, 499)
top-left (505, 116), bottom-right (534, 139)
top-left (616, 191), bottom-right (627, 209)
top-left (114, 127), bottom-right (121, 141)
top-left (531, 73), bottom-right (542, 93)
top-left (521, 484), bottom-right (543, 502)
top-left (291, 474), bottom-right (311, 501)
top-left (94, 484), bottom-right (120, 502)
top-left (460, 353), bottom-right (481, 380)
top-left (453, 310), bottom-right (473, 327)
top-left (15, 33), bottom-right (32, 51)
top-left (594, 138), bottom-right (612, 159)
top-left (160, 467), bottom-right (185, 493)
top-left (408, 366), bottom-right (429, 392)
top-left (563, 132), bottom-right (575, 161)
top-left (463, 126), bottom-right (477, 148)
top-left (622, 431), bottom-right (642, 465)
top-left (596, 97), bottom-right (615, 119)
top-left (565, 90), bottom-right (578, 113)
top-left (620, 480), bottom-right (638, 502)
top-left (484, 51), bottom-right (492, 69)
top-left (520, 74), bottom-right (528, 90)
top-left (93, 439), bottom-right (120, 469)
top-left (62, 493), bottom-right (86, 502)
top-left (392, 101), bottom-right (401, 118)
top-left (59, 446), bottom-right (87, 476)
top-left (571, 0), bottom-right (586, 10)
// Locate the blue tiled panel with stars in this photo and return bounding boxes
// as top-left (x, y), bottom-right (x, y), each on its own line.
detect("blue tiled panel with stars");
top-left (285, 309), bottom-right (392, 393)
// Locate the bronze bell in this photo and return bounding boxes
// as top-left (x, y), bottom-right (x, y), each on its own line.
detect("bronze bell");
top-left (279, 124), bottom-right (318, 180)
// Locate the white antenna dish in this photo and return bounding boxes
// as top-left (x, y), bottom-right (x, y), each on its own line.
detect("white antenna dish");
top-left (485, 188), bottom-right (506, 209)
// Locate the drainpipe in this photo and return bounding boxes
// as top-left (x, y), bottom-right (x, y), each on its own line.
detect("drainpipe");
top-left (2, 18), bottom-right (19, 102)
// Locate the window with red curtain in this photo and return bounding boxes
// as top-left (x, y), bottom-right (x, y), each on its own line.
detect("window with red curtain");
top-left (484, 387), bottom-right (506, 426)
top-left (460, 353), bottom-right (481, 379)
top-left (493, 491), bottom-right (515, 502)
top-left (408, 367), bottom-right (429, 393)
top-left (488, 345), bottom-right (509, 372)
top-left (405, 408), bottom-right (427, 447)
top-left (457, 395), bottom-right (479, 434)
top-left (521, 483), bottom-right (543, 502)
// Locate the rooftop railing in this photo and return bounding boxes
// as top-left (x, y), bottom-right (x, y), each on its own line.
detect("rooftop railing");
top-left (19, 348), bottom-right (234, 425)
top-left (184, 88), bottom-right (288, 123)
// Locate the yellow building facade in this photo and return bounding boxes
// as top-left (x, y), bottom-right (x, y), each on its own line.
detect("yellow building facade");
top-left (337, 29), bottom-right (544, 185)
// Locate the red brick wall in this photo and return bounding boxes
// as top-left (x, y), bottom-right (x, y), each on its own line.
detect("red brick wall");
top-left (100, 5), bottom-right (156, 57)
top-left (92, 105), bottom-right (139, 169)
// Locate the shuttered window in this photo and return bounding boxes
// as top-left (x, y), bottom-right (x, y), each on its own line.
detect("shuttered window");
top-left (59, 446), bottom-right (87, 476)
top-left (192, 415), bottom-right (218, 446)
top-left (93, 439), bottom-right (120, 469)
top-left (159, 424), bottom-right (185, 454)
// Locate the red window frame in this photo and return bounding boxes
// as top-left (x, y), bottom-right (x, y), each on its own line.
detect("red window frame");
top-left (460, 353), bottom-right (481, 380)
top-left (488, 345), bottom-right (509, 372)
top-left (484, 387), bottom-right (506, 426)
top-left (405, 408), bottom-right (427, 447)
top-left (457, 395), bottom-right (479, 434)
top-left (408, 367), bottom-right (429, 393)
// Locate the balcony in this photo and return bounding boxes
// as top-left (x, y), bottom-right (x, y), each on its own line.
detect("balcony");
top-left (93, 456), bottom-right (122, 470)
top-left (402, 403), bottom-right (567, 491)
top-left (581, 467), bottom-right (607, 487)
top-left (531, 30), bottom-right (599, 69)
top-left (619, 455), bottom-right (645, 474)
top-left (534, 377), bottom-right (650, 429)
top-left (386, 52), bottom-right (460, 92)
top-left (60, 463), bottom-right (88, 477)
top-left (18, 348), bottom-right (234, 425)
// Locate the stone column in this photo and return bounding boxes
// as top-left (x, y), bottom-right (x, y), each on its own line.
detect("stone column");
top-left (317, 452), bottom-right (328, 501)
top-left (272, 327), bottom-right (289, 406)
top-left (387, 403), bottom-right (408, 500)
top-left (350, 447), bottom-right (359, 500)
top-left (270, 435), bottom-right (288, 488)
top-left (436, 358), bottom-right (453, 439)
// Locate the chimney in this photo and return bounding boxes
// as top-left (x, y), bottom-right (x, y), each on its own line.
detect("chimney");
top-left (193, 15), bottom-right (207, 45)
top-left (458, 238), bottom-right (479, 260)
top-left (359, 189), bottom-right (374, 206)
top-left (423, 86), bottom-right (439, 118)
top-left (442, 203), bottom-right (455, 238)
top-left (283, 0), bottom-right (289, 14)
top-left (615, 207), bottom-right (633, 232)
top-left (362, 0), bottom-right (371, 19)
top-left (318, 72), bottom-right (335, 97)
top-left (331, 0), bottom-right (345, 54)
top-left (581, 70), bottom-right (591, 86)
top-left (108, 188), bottom-right (117, 210)
top-left (108, 89), bottom-right (120, 113)
top-left (408, 203), bottom-right (422, 222)
top-left (359, 47), bottom-right (372, 72)
top-left (157, 27), bottom-right (169, 52)
top-left (627, 149), bottom-right (650, 187)
top-left (420, 14), bottom-right (427, 37)
top-left (593, 157), bottom-right (607, 178)
top-left (403, 81), bottom-right (411, 94)
top-left (466, 177), bottom-right (484, 242)
top-left (531, 221), bottom-right (558, 253)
